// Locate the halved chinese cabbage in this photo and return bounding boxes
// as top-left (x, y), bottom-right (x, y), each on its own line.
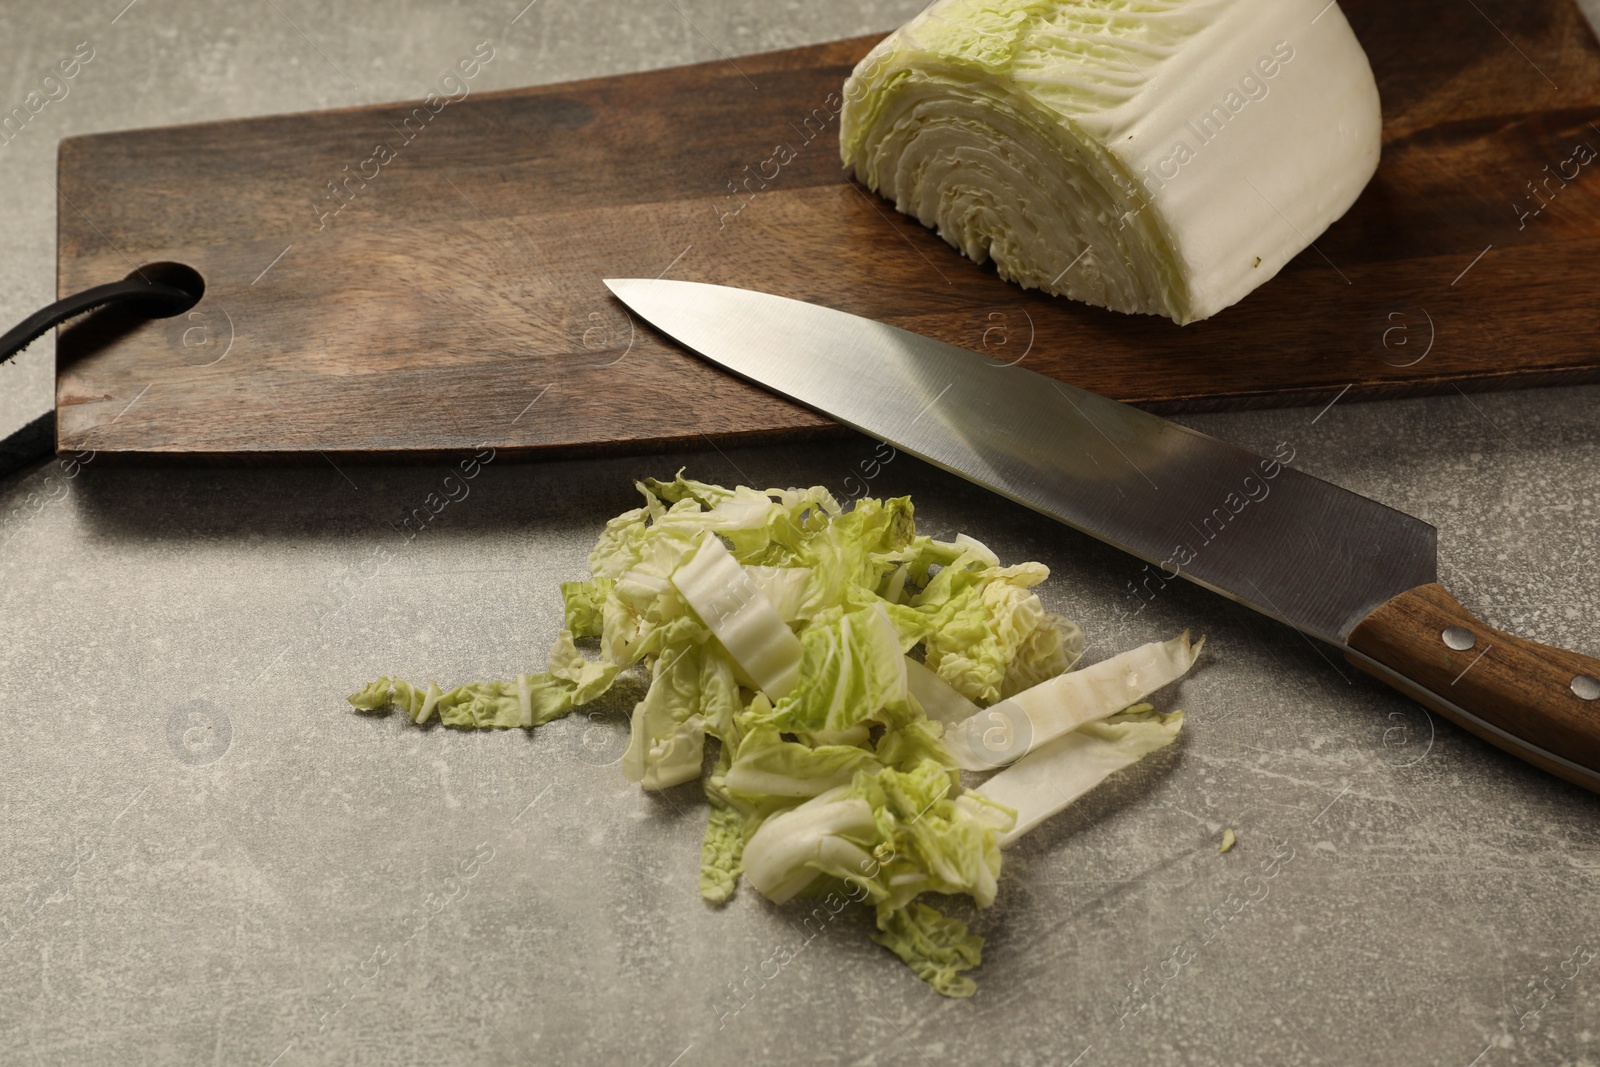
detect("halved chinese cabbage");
top-left (840, 0), bottom-right (1381, 323)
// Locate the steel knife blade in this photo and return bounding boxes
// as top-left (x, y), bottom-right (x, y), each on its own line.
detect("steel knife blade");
top-left (605, 278), bottom-right (1600, 792)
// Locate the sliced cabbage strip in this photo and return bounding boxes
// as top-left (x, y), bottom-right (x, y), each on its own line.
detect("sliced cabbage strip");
top-left (945, 631), bottom-right (1201, 769)
top-left (976, 706), bottom-right (1183, 844)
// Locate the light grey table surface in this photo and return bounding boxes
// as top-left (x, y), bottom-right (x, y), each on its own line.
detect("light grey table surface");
top-left (3, 3), bottom-right (1600, 1065)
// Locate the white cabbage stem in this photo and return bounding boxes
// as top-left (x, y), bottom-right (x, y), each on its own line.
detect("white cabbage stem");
top-left (976, 709), bottom-right (1184, 845)
top-left (905, 656), bottom-right (982, 724)
top-left (672, 532), bottom-right (803, 698)
top-left (945, 631), bottom-right (1201, 770)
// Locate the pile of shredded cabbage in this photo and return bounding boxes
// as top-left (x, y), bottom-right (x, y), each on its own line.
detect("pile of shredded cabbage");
top-left (348, 475), bottom-right (1201, 996)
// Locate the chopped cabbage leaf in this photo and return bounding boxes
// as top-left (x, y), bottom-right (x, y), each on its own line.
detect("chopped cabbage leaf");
top-left (768, 604), bottom-right (910, 734)
top-left (622, 621), bottom-right (739, 790)
top-left (872, 902), bottom-right (985, 999)
top-left (561, 578), bottom-right (614, 637)
top-left (700, 749), bottom-right (755, 904)
top-left (725, 722), bottom-right (878, 798)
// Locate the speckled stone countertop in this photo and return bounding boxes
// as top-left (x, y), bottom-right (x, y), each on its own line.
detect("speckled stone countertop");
top-left (3, 3), bottom-right (1599, 1065)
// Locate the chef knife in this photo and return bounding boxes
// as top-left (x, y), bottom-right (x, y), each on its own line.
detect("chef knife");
top-left (605, 278), bottom-right (1600, 792)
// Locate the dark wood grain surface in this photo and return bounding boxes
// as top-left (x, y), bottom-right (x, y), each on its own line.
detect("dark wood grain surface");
top-left (54, 0), bottom-right (1600, 462)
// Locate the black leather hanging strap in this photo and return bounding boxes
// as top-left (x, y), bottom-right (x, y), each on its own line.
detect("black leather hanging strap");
top-left (0, 274), bottom-right (201, 479)
top-left (0, 278), bottom-right (198, 369)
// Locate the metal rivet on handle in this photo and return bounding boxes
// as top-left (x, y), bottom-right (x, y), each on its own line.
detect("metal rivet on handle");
top-left (1442, 626), bottom-right (1476, 651)
top-left (1573, 675), bottom-right (1600, 701)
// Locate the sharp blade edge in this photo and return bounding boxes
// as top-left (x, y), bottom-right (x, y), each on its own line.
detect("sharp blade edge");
top-left (605, 279), bottom-right (1437, 647)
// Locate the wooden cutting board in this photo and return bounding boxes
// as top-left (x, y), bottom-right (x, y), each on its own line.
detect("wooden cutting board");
top-left (54, 0), bottom-right (1600, 462)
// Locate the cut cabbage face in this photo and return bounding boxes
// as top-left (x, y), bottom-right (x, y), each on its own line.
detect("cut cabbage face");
top-left (840, 0), bottom-right (1382, 323)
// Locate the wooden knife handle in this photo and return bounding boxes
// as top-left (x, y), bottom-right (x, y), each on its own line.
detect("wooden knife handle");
top-left (1345, 583), bottom-right (1600, 792)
